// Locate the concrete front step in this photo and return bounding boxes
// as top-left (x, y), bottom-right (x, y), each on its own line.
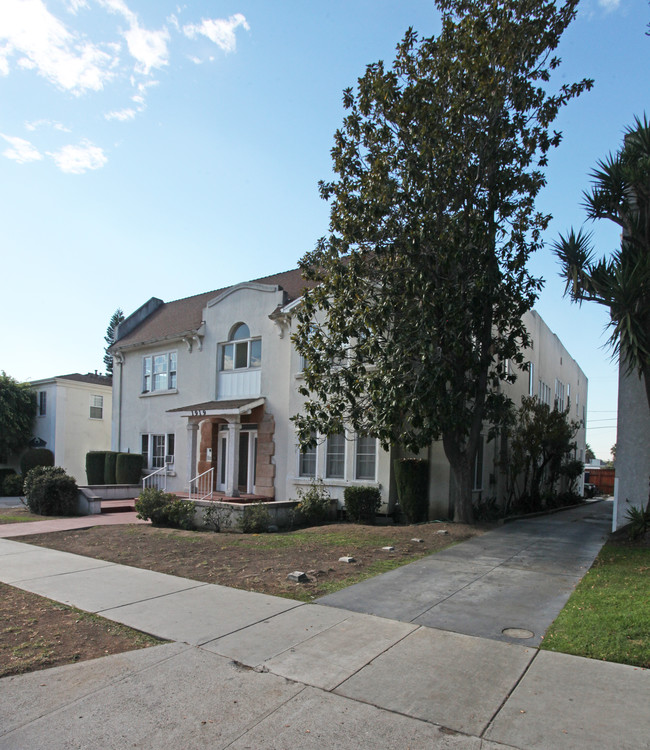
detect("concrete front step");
top-left (101, 499), bottom-right (137, 514)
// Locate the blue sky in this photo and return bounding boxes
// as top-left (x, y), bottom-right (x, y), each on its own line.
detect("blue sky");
top-left (0, 0), bottom-right (646, 460)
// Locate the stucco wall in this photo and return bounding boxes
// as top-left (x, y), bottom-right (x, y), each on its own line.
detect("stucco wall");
top-left (614, 364), bottom-right (650, 530)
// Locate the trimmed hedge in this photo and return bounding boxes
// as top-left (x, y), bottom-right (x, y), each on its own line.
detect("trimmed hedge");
top-left (86, 451), bottom-right (107, 484)
top-left (23, 466), bottom-right (77, 516)
top-left (394, 458), bottom-right (429, 523)
top-left (116, 453), bottom-right (143, 484)
top-left (20, 448), bottom-right (54, 476)
top-left (104, 451), bottom-right (118, 485)
top-left (344, 486), bottom-right (381, 524)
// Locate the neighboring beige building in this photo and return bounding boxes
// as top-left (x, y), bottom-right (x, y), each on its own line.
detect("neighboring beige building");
top-left (614, 365), bottom-right (650, 531)
top-left (110, 268), bottom-right (587, 518)
top-left (29, 373), bottom-right (113, 484)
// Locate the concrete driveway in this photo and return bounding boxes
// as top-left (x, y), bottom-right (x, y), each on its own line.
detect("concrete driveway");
top-left (318, 501), bottom-right (612, 646)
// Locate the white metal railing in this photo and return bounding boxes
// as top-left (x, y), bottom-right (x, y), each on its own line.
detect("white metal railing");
top-left (142, 464), bottom-right (169, 492)
top-left (189, 467), bottom-right (214, 501)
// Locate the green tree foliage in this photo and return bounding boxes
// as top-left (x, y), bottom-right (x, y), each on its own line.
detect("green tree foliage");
top-left (585, 443), bottom-right (596, 462)
top-left (0, 372), bottom-right (36, 459)
top-left (503, 396), bottom-right (581, 513)
top-left (554, 116), bottom-right (650, 409)
top-left (292, 0), bottom-right (591, 523)
top-left (104, 308), bottom-right (124, 376)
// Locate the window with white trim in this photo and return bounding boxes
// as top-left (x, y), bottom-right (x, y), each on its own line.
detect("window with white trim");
top-left (355, 435), bottom-right (377, 481)
top-left (326, 433), bottom-right (345, 479)
top-left (220, 323), bottom-right (261, 371)
top-left (142, 351), bottom-right (177, 393)
top-left (141, 433), bottom-right (175, 469)
top-left (528, 362), bottom-right (535, 396)
top-left (89, 394), bottom-right (103, 419)
top-left (298, 432), bottom-right (317, 478)
top-left (38, 391), bottom-right (46, 416)
top-left (555, 379), bottom-right (566, 411)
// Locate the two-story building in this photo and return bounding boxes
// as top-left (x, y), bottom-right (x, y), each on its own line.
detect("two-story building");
top-left (110, 267), bottom-right (587, 519)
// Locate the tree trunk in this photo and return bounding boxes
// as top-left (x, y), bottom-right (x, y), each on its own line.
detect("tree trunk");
top-left (447, 450), bottom-right (475, 524)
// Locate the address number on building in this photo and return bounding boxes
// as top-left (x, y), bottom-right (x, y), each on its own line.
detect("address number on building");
top-left (191, 409), bottom-right (207, 416)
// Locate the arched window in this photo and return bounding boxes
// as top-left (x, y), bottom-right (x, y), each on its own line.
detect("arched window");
top-left (220, 322), bottom-right (262, 371)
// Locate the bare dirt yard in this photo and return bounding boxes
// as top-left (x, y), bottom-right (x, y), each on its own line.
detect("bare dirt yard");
top-left (2, 520), bottom-right (484, 677)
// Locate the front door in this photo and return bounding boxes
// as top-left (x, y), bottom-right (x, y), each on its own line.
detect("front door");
top-left (217, 424), bottom-right (257, 494)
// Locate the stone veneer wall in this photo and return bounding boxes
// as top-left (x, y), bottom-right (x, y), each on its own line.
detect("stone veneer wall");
top-left (255, 410), bottom-right (275, 498)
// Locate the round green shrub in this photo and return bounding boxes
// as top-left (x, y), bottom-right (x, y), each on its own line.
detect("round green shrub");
top-left (20, 448), bottom-right (54, 476)
top-left (135, 489), bottom-right (196, 529)
top-left (23, 466), bottom-right (77, 516)
top-left (343, 486), bottom-right (381, 524)
top-left (85, 451), bottom-right (106, 484)
top-left (104, 451), bottom-right (118, 485)
top-left (2, 473), bottom-right (24, 497)
top-left (394, 458), bottom-right (429, 523)
top-left (116, 453), bottom-right (144, 484)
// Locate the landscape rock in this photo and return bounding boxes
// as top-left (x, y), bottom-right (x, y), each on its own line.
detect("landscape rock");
top-left (287, 571), bottom-right (308, 583)
top-left (339, 556), bottom-right (356, 563)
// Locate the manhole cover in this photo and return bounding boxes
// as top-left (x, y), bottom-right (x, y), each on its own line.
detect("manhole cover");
top-left (502, 628), bottom-right (534, 639)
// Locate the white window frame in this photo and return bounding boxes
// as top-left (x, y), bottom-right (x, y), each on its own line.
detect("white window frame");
top-left (298, 433), bottom-right (317, 478)
top-left (528, 362), bottom-right (535, 396)
top-left (141, 433), bottom-right (175, 470)
top-left (89, 394), bottom-right (103, 420)
top-left (355, 435), bottom-right (377, 481)
top-left (325, 433), bottom-right (346, 479)
top-left (220, 323), bottom-right (261, 372)
top-left (142, 351), bottom-right (177, 393)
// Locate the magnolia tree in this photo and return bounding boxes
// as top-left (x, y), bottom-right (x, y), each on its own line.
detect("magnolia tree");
top-left (292, 0), bottom-right (592, 522)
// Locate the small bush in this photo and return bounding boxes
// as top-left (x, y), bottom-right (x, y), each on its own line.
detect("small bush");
top-left (164, 499), bottom-right (196, 530)
top-left (135, 488), bottom-right (174, 526)
top-left (344, 486), bottom-right (381, 524)
top-left (2, 473), bottom-right (24, 497)
top-left (85, 451), bottom-right (106, 484)
top-left (292, 479), bottom-right (332, 527)
top-left (135, 488), bottom-right (196, 529)
top-left (473, 495), bottom-right (502, 521)
top-left (104, 452), bottom-right (118, 485)
top-left (116, 453), bottom-right (144, 484)
top-left (625, 502), bottom-right (650, 541)
top-left (394, 458), bottom-right (429, 523)
top-left (20, 448), bottom-right (54, 476)
top-left (238, 502), bottom-right (272, 533)
top-left (24, 466), bottom-right (77, 516)
top-left (0, 468), bottom-right (16, 494)
top-left (202, 503), bottom-right (233, 532)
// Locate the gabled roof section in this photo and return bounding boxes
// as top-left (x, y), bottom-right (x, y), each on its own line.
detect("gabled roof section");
top-left (113, 267), bottom-right (311, 350)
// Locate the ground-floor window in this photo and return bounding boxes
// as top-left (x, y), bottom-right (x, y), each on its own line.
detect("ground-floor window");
top-left (355, 435), bottom-right (377, 481)
top-left (297, 431), bottom-right (378, 483)
top-left (299, 432), bottom-right (317, 478)
top-left (141, 433), bottom-right (175, 469)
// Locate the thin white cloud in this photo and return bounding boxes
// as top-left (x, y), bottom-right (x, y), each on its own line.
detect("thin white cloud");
top-left (25, 119), bottom-right (71, 133)
top-left (183, 13), bottom-right (250, 54)
top-left (0, 0), bottom-right (116, 95)
top-left (105, 108), bottom-right (135, 121)
top-left (48, 140), bottom-right (107, 173)
top-left (124, 24), bottom-right (170, 74)
top-left (1, 134), bottom-right (43, 163)
top-left (598, 0), bottom-right (620, 9)
top-left (64, 0), bottom-right (89, 13)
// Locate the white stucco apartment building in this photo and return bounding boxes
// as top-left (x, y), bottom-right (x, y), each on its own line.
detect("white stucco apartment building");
top-left (110, 267), bottom-right (587, 519)
top-left (29, 373), bottom-right (113, 483)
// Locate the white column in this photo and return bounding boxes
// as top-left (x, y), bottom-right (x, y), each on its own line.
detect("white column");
top-left (187, 422), bottom-right (199, 491)
top-left (226, 421), bottom-right (241, 497)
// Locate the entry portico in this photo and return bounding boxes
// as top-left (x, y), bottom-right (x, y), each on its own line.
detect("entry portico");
top-left (169, 398), bottom-right (267, 498)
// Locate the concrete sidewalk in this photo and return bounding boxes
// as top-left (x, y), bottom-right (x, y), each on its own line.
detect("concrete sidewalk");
top-left (0, 514), bottom-right (648, 749)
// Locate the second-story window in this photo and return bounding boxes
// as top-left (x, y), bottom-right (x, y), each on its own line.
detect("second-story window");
top-left (220, 323), bottom-right (262, 371)
top-left (142, 351), bottom-right (177, 393)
